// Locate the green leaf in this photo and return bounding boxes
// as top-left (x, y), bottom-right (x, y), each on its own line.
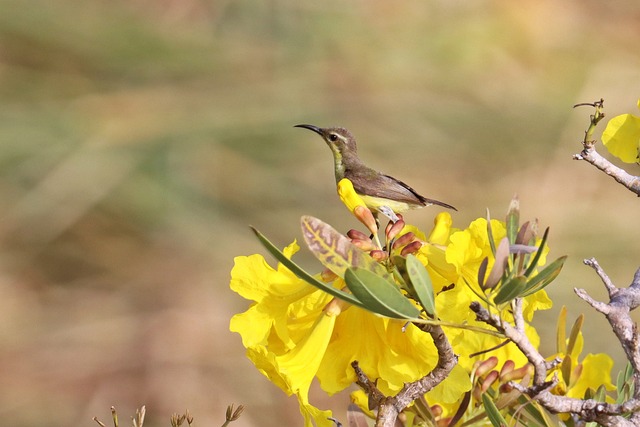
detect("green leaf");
top-left (523, 227), bottom-right (549, 278)
top-left (486, 209), bottom-right (497, 256)
top-left (520, 256), bottom-right (567, 297)
top-left (478, 257), bottom-right (489, 288)
top-left (300, 215), bottom-right (392, 280)
top-left (406, 254), bottom-right (436, 317)
top-left (566, 313), bottom-right (584, 358)
top-left (513, 397), bottom-right (552, 427)
top-left (251, 226), bottom-right (367, 310)
top-left (560, 355), bottom-right (573, 386)
top-left (493, 275), bottom-right (527, 305)
top-left (344, 267), bottom-right (421, 319)
top-left (602, 113), bottom-right (640, 163)
top-left (506, 195), bottom-right (520, 245)
top-left (482, 393), bottom-right (507, 427)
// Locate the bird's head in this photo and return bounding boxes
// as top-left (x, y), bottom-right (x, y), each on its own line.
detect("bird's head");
top-left (294, 124), bottom-right (358, 159)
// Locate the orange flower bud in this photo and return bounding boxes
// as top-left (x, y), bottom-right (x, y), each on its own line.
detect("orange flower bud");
top-left (347, 229), bottom-right (370, 241)
top-left (351, 239), bottom-right (377, 252)
top-left (498, 360), bottom-right (516, 380)
top-left (354, 206), bottom-right (378, 235)
top-left (501, 363), bottom-right (533, 382)
top-left (400, 241), bottom-right (423, 256)
top-left (480, 370), bottom-right (499, 393)
top-left (475, 356), bottom-right (499, 378)
top-left (392, 232), bottom-right (416, 250)
top-left (430, 405), bottom-right (443, 418)
top-left (369, 250), bottom-right (388, 262)
top-left (385, 219), bottom-right (406, 242)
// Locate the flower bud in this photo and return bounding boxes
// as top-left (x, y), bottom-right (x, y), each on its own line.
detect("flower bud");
top-left (351, 239), bottom-right (377, 252)
top-left (498, 360), bottom-right (515, 380)
top-left (347, 229), bottom-right (371, 241)
top-left (400, 241), bottom-right (423, 257)
top-left (392, 232), bottom-right (416, 250)
top-left (324, 298), bottom-right (346, 316)
top-left (369, 250), bottom-right (388, 262)
top-left (475, 356), bottom-right (499, 378)
top-left (430, 404), bottom-right (442, 417)
top-left (354, 206), bottom-right (378, 236)
top-left (385, 219), bottom-right (406, 242)
top-left (501, 363), bottom-right (533, 382)
top-left (480, 370), bottom-right (499, 393)
top-left (499, 382), bottom-right (514, 393)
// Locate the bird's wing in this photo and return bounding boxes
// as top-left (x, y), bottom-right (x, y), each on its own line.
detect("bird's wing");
top-left (348, 170), bottom-right (456, 210)
top-left (346, 168), bottom-right (425, 205)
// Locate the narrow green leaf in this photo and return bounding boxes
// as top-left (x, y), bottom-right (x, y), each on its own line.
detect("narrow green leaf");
top-left (482, 393), bottom-right (507, 427)
top-left (594, 384), bottom-right (607, 402)
top-left (520, 256), bottom-right (567, 297)
top-left (406, 254), bottom-right (436, 317)
top-left (512, 396), bottom-right (550, 427)
top-left (532, 401), bottom-right (559, 427)
top-left (478, 257), bottom-right (489, 289)
top-left (523, 227), bottom-right (550, 278)
top-left (561, 355), bottom-right (573, 386)
top-left (625, 360), bottom-right (634, 382)
top-left (251, 226), bottom-right (366, 310)
top-left (506, 195), bottom-right (520, 245)
top-left (566, 313), bottom-right (584, 358)
top-left (301, 215), bottom-right (391, 280)
top-left (493, 275), bottom-right (527, 305)
top-left (345, 267), bottom-right (421, 319)
top-left (486, 209), bottom-right (497, 256)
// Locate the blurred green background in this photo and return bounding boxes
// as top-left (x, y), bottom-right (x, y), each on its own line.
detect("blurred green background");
top-left (1, 0), bottom-right (640, 426)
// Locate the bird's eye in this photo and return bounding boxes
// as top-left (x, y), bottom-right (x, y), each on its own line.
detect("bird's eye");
top-left (328, 134), bottom-right (338, 142)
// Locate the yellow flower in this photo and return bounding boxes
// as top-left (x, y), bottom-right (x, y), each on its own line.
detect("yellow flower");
top-left (231, 212), bottom-right (558, 424)
top-left (602, 99), bottom-right (640, 163)
top-left (438, 217), bottom-right (549, 376)
top-left (230, 241), bottom-right (336, 427)
top-left (337, 178), bottom-right (367, 212)
top-left (547, 331), bottom-right (615, 400)
top-left (337, 178), bottom-right (378, 235)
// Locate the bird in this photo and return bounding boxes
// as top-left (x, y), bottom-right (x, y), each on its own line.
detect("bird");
top-left (294, 124), bottom-right (456, 217)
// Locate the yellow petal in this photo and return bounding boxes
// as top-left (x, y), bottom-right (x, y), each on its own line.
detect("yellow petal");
top-left (602, 113), bottom-right (640, 163)
top-left (566, 353), bottom-right (615, 399)
top-left (337, 178), bottom-right (367, 212)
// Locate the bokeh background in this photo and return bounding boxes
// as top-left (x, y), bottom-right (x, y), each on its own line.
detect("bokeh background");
top-left (1, 0), bottom-right (640, 426)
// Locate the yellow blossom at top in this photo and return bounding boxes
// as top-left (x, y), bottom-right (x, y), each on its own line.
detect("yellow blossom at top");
top-left (337, 178), bottom-right (367, 213)
top-left (230, 209), bottom-right (560, 425)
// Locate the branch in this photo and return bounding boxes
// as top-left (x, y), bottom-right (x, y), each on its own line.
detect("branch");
top-left (573, 99), bottom-right (640, 196)
top-left (575, 258), bottom-right (640, 399)
top-left (470, 298), bottom-right (640, 426)
top-left (352, 324), bottom-right (456, 427)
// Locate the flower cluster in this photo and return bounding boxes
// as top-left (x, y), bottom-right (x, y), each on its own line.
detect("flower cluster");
top-left (229, 183), bottom-right (614, 426)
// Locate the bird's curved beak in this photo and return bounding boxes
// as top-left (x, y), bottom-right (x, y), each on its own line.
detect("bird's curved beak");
top-left (294, 124), bottom-right (323, 136)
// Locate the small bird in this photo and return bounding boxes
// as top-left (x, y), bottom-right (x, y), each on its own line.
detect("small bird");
top-left (294, 124), bottom-right (456, 216)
